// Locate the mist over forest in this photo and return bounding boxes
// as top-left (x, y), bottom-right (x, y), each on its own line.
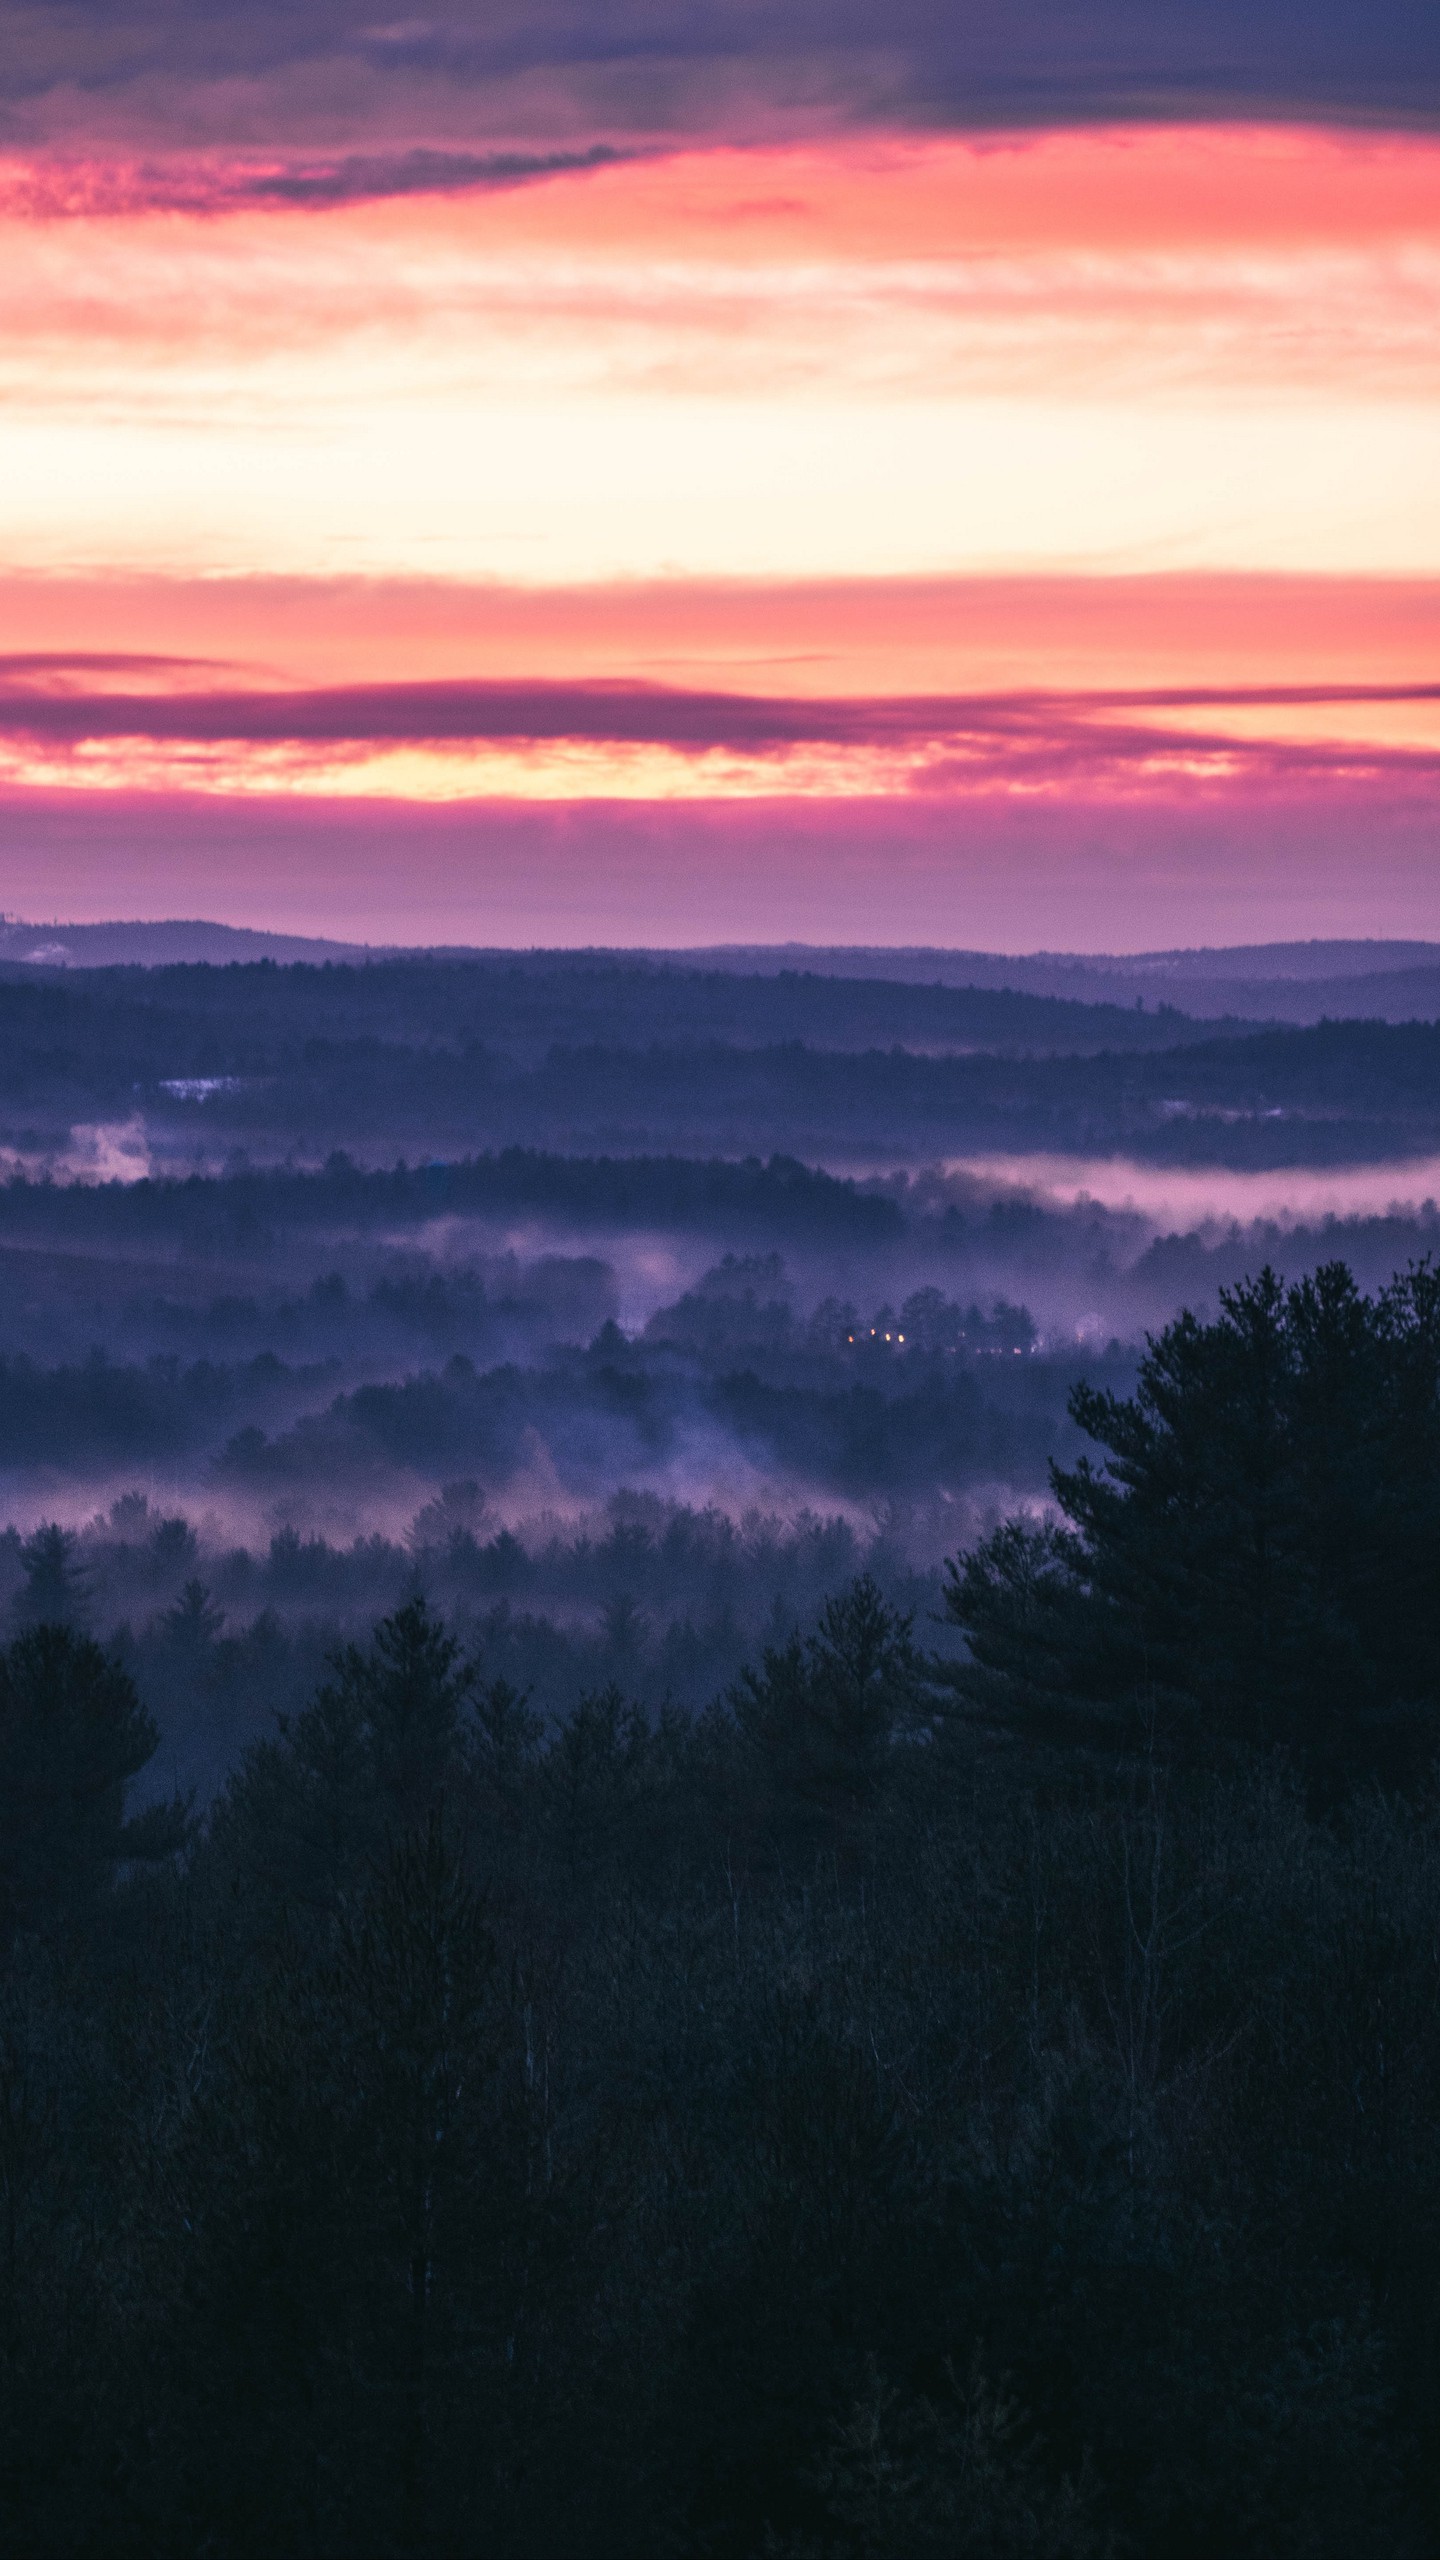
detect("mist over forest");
top-left (10, 936), bottom-right (1440, 2553)
top-left (5, 0), bottom-right (1437, 2513)
top-left (5, 937), bottom-right (1440, 1785)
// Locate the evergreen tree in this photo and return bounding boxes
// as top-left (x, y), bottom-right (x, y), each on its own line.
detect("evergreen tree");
top-left (13, 1523), bottom-right (88, 1630)
top-left (0, 1624), bottom-right (188, 1943)
top-left (2, 1574), bottom-right (1439, 2554)
top-left (941, 1261), bottom-right (1440, 1787)
top-left (213, 1594), bottom-right (478, 1909)
top-left (734, 1574), bottom-right (923, 1865)
top-left (161, 1578), bottom-right (226, 1659)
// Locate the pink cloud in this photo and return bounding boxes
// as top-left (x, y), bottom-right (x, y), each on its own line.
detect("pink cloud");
top-left (0, 669), bottom-right (1433, 796)
top-left (0, 569), bottom-right (1433, 699)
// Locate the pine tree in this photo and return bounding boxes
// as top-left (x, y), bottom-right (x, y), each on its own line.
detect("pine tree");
top-left (0, 1624), bottom-right (188, 1943)
top-left (13, 1524), bottom-right (88, 1631)
top-left (941, 1261), bottom-right (1440, 1788)
top-left (213, 1595), bottom-right (477, 1909)
top-left (734, 1575), bottom-right (923, 1866)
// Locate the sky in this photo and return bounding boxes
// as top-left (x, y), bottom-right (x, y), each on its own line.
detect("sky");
top-left (0, 0), bottom-right (1436, 947)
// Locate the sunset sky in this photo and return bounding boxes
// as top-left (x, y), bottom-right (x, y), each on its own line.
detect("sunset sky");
top-left (0, 1), bottom-right (1436, 945)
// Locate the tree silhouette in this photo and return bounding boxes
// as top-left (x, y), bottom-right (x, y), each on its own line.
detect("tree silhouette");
top-left (734, 1574), bottom-right (923, 1866)
top-left (13, 1524), bottom-right (87, 1630)
top-left (942, 1261), bottom-right (1440, 1788)
top-left (215, 1595), bottom-right (477, 1909)
top-left (0, 1624), bottom-right (187, 1942)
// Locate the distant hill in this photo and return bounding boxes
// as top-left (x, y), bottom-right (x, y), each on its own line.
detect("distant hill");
top-left (5, 920), bottom-right (1440, 1027)
top-left (0, 917), bottom-right (371, 968)
top-left (1199, 966), bottom-right (1440, 1025)
top-left (671, 942), bottom-right (1440, 1023)
top-left (1098, 940), bottom-right (1440, 983)
top-left (3, 954), bottom-right (1440, 1170)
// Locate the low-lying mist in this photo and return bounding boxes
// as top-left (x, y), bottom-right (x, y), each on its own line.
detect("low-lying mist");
top-left (4, 1492), bottom-right (978, 1804)
top-left (4, 1150), bottom-right (1438, 1539)
top-left (4, 1160), bottom-right (1440, 1810)
top-left (4, 940), bottom-right (1440, 1813)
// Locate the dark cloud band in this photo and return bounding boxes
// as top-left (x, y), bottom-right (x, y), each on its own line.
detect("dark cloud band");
top-left (235, 142), bottom-right (633, 206)
top-left (0, 672), bottom-right (1434, 784)
top-left (0, 0), bottom-right (1434, 182)
top-left (2, 143), bottom-right (640, 218)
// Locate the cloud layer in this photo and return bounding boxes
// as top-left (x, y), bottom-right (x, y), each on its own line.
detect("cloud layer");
top-left (0, 16), bottom-right (1432, 945)
top-left (0, 667), bottom-right (1433, 808)
top-left (2, 0), bottom-right (1436, 185)
top-left (3, 132), bottom-right (1437, 598)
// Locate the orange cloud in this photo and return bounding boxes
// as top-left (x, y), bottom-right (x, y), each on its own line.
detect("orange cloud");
top-left (4, 130), bottom-right (1436, 412)
top-left (0, 126), bottom-right (1437, 595)
top-left (0, 564), bottom-right (1432, 697)
top-left (0, 124), bottom-right (1432, 839)
top-left (9, 126), bottom-right (1440, 254)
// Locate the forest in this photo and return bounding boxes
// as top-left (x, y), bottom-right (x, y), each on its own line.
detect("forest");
top-left (3, 1260), bottom-right (1440, 2554)
top-left (6, 947), bottom-right (1440, 1170)
top-left (4, 939), bottom-right (1440, 2551)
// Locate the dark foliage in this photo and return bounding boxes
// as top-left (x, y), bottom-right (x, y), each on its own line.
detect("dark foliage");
top-left (0, 1147), bottom-right (903, 1252)
top-left (13, 1524), bottom-right (89, 1629)
top-left (1, 1577), bottom-right (1437, 2556)
top-left (0, 1621), bottom-right (188, 1946)
top-left (3, 953), bottom-right (1440, 1172)
top-left (943, 1260), bottom-right (1440, 1790)
top-left (732, 1575), bottom-right (924, 1867)
top-left (4, 1264), bottom-right (1440, 2553)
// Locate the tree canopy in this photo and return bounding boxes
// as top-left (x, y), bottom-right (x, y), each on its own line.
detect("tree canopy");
top-left (0, 1622), bottom-right (187, 1942)
top-left (942, 1260), bottom-right (1440, 1789)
